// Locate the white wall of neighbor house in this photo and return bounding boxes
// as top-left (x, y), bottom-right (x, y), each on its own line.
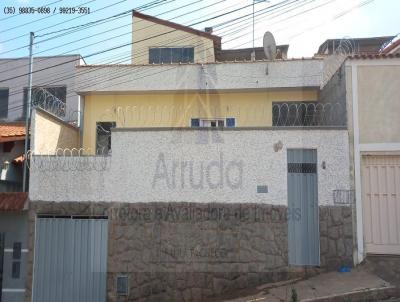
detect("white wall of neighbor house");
top-left (29, 129), bottom-right (350, 204)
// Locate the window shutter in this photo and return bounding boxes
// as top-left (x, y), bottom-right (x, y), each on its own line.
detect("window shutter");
top-left (0, 89), bottom-right (9, 119)
top-left (226, 118), bottom-right (235, 127)
top-left (191, 118), bottom-right (200, 127)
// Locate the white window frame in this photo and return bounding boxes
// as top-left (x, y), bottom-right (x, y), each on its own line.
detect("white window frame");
top-left (199, 118), bottom-right (225, 128)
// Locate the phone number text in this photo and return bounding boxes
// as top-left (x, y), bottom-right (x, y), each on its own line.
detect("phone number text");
top-left (3, 6), bottom-right (91, 14)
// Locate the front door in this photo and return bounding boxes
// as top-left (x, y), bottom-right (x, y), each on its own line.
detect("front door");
top-left (287, 149), bottom-right (320, 266)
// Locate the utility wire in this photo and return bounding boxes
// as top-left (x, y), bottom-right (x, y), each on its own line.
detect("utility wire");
top-left (2, 0), bottom-right (316, 102)
top-left (0, 1), bottom-right (259, 84)
top-left (0, 0), bottom-right (225, 73)
top-left (3, 0), bottom-right (304, 107)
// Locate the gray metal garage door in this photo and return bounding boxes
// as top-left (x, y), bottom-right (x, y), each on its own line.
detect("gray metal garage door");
top-left (32, 217), bottom-right (108, 302)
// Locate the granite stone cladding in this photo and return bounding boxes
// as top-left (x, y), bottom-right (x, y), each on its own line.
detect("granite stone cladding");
top-left (26, 202), bottom-right (353, 301)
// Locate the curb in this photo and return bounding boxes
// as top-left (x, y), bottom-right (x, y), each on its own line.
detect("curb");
top-left (301, 286), bottom-right (400, 302)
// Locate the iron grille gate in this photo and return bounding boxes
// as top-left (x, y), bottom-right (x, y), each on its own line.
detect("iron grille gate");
top-left (32, 217), bottom-right (108, 302)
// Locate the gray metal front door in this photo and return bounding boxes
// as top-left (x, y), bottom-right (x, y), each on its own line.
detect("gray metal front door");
top-left (287, 149), bottom-right (320, 266)
top-left (32, 217), bottom-right (108, 302)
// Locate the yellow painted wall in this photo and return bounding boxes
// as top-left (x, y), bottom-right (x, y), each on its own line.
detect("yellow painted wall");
top-left (132, 16), bottom-right (215, 64)
top-left (82, 90), bottom-right (318, 151)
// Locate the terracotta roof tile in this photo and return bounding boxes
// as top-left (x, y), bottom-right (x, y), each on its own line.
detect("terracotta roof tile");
top-left (381, 39), bottom-right (400, 54)
top-left (348, 53), bottom-right (400, 60)
top-left (0, 192), bottom-right (27, 211)
top-left (0, 123), bottom-right (26, 143)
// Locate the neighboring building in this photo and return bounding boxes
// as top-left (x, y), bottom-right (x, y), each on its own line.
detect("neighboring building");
top-left (0, 123), bottom-right (25, 192)
top-left (25, 13), bottom-right (354, 302)
top-left (343, 53), bottom-right (400, 261)
top-left (317, 36), bottom-right (394, 56)
top-left (0, 193), bottom-right (28, 302)
top-left (0, 55), bottom-right (82, 302)
top-left (0, 124), bottom-right (28, 302)
top-left (0, 55), bottom-right (82, 123)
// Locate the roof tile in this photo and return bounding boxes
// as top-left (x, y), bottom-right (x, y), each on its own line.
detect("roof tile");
top-left (0, 123), bottom-right (26, 143)
top-left (0, 192), bottom-right (27, 211)
top-left (348, 53), bottom-right (400, 60)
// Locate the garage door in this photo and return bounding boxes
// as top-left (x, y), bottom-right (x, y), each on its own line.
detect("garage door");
top-left (362, 155), bottom-right (400, 254)
top-left (32, 217), bottom-right (108, 302)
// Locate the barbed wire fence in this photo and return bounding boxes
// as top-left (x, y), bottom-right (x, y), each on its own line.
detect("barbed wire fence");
top-left (31, 87), bottom-right (66, 118)
top-left (27, 148), bottom-right (111, 172)
top-left (272, 102), bottom-right (346, 127)
top-left (321, 38), bottom-right (355, 89)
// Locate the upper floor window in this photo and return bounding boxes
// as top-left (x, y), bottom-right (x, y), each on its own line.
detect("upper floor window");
top-left (0, 88), bottom-right (9, 119)
top-left (149, 47), bottom-right (194, 64)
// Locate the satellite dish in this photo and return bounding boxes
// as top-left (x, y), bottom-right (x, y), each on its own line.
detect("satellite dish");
top-left (263, 31), bottom-right (277, 60)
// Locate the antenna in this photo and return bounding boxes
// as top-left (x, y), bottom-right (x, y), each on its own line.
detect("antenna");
top-left (263, 31), bottom-right (277, 60)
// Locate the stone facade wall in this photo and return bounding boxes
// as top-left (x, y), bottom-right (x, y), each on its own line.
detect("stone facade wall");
top-left (319, 206), bottom-right (353, 270)
top-left (26, 202), bottom-right (353, 302)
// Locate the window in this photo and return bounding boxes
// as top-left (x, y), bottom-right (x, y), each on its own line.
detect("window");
top-left (116, 275), bottom-right (129, 296)
top-left (0, 88), bottom-right (9, 119)
top-left (226, 118), bottom-right (236, 127)
top-left (191, 118), bottom-right (236, 128)
top-left (3, 141), bottom-right (15, 153)
top-left (23, 86), bottom-right (67, 118)
top-left (201, 119), bottom-right (224, 128)
top-left (96, 122), bottom-right (116, 155)
top-left (149, 47), bottom-right (194, 64)
top-left (191, 118), bottom-right (200, 127)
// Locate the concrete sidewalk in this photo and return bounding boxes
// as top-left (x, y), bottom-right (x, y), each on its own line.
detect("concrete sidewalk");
top-left (220, 268), bottom-right (399, 302)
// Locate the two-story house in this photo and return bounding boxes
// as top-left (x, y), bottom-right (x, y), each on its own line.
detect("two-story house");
top-left (26, 12), bottom-right (353, 302)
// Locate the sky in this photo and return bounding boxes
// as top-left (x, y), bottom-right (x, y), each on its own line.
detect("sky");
top-left (0, 0), bottom-right (398, 63)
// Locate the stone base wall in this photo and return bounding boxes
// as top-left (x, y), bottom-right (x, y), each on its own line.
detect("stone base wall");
top-left (319, 206), bottom-right (353, 270)
top-left (26, 202), bottom-right (353, 302)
